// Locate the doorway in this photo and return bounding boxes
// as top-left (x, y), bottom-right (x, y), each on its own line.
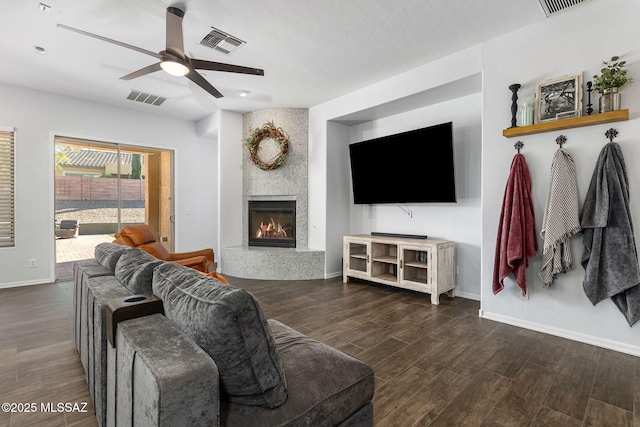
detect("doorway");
top-left (54, 137), bottom-right (174, 280)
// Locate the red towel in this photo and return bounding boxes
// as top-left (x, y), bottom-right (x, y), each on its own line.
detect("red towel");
top-left (493, 154), bottom-right (538, 296)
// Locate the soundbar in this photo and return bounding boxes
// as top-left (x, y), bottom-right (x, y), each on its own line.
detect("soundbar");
top-left (371, 232), bottom-right (428, 240)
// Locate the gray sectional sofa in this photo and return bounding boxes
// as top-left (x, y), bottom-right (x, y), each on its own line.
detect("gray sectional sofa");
top-left (74, 242), bottom-right (375, 426)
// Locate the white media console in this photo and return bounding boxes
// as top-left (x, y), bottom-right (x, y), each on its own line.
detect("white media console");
top-left (343, 234), bottom-right (456, 305)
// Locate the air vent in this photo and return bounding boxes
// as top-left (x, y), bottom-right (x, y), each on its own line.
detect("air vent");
top-left (200, 27), bottom-right (245, 55)
top-left (126, 90), bottom-right (167, 106)
top-left (538, 0), bottom-right (593, 17)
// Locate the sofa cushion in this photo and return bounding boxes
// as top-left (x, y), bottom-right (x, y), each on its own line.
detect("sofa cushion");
top-left (221, 320), bottom-right (375, 427)
top-left (114, 248), bottom-right (162, 294)
top-left (152, 262), bottom-right (287, 408)
top-left (95, 243), bottom-right (129, 273)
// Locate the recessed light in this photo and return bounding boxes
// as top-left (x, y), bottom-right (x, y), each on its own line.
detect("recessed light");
top-left (38, 3), bottom-right (51, 13)
top-left (239, 90), bottom-right (251, 97)
top-left (34, 46), bottom-right (46, 55)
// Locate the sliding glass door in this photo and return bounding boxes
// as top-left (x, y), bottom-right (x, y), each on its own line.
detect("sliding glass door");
top-left (54, 137), bottom-right (173, 279)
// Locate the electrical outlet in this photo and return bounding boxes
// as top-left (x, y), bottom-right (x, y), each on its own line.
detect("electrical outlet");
top-left (161, 236), bottom-right (168, 243)
top-left (29, 258), bottom-right (37, 268)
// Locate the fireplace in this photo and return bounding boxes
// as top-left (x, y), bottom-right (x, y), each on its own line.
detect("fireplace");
top-left (248, 200), bottom-right (296, 248)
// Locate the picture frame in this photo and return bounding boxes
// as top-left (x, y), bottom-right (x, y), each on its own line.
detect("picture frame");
top-left (535, 73), bottom-right (582, 123)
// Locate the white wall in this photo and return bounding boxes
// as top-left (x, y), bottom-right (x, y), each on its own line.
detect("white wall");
top-left (216, 110), bottom-right (243, 269)
top-left (481, 0), bottom-right (640, 354)
top-left (325, 121), bottom-right (351, 276)
top-left (0, 83), bottom-right (218, 287)
top-left (346, 94), bottom-right (481, 298)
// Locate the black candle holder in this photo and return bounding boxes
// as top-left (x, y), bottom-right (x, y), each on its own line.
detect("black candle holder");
top-left (586, 81), bottom-right (593, 115)
top-left (509, 84), bottom-right (521, 128)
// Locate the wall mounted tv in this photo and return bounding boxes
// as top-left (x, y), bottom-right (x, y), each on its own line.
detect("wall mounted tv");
top-left (348, 121), bottom-right (456, 204)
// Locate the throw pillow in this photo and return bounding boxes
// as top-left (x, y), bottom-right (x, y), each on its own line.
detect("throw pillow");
top-left (152, 262), bottom-right (287, 408)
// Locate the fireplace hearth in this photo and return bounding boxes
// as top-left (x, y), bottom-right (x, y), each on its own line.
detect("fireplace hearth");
top-left (248, 200), bottom-right (296, 248)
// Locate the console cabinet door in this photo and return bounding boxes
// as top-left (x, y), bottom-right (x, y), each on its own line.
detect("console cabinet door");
top-left (400, 245), bottom-right (432, 287)
top-left (343, 238), bottom-right (371, 282)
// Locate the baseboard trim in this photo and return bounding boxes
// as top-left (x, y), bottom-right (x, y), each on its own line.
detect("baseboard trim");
top-left (454, 290), bottom-right (480, 301)
top-left (480, 310), bottom-right (640, 357)
top-left (0, 279), bottom-right (51, 290)
top-left (325, 271), bottom-right (343, 279)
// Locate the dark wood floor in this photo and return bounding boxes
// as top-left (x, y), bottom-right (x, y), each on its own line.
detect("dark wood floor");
top-left (1, 276), bottom-right (638, 426)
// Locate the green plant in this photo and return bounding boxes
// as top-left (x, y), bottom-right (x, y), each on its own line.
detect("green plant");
top-left (593, 55), bottom-right (633, 92)
top-left (131, 154), bottom-right (142, 179)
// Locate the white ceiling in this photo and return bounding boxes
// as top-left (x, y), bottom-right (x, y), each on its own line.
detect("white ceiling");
top-left (0, 0), bottom-right (551, 122)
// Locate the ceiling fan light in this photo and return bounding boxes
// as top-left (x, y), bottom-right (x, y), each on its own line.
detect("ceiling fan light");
top-left (160, 60), bottom-right (189, 76)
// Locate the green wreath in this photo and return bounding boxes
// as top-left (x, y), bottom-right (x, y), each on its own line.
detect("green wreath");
top-left (246, 122), bottom-right (289, 170)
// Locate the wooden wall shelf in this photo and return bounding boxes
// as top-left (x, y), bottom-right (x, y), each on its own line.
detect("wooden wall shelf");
top-left (502, 109), bottom-right (629, 138)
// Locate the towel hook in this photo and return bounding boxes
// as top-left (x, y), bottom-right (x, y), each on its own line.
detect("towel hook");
top-left (605, 128), bottom-right (618, 143)
top-left (514, 141), bottom-right (524, 153)
top-left (556, 135), bottom-right (567, 148)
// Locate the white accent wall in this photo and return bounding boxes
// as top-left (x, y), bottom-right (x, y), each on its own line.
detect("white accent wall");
top-left (0, 83), bottom-right (218, 288)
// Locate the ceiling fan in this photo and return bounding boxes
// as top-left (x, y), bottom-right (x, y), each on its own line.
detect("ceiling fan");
top-left (57, 6), bottom-right (264, 98)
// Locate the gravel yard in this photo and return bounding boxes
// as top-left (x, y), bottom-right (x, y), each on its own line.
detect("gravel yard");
top-left (55, 200), bottom-right (145, 224)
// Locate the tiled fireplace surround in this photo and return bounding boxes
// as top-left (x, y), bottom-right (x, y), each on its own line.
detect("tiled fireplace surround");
top-left (221, 108), bottom-right (325, 280)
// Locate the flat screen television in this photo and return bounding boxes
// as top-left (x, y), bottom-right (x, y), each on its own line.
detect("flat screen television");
top-left (348, 122), bottom-right (456, 204)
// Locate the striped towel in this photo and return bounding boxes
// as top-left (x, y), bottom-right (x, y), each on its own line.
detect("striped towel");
top-left (539, 148), bottom-right (581, 287)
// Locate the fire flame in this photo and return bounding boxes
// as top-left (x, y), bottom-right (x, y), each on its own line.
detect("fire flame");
top-left (256, 217), bottom-right (289, 239)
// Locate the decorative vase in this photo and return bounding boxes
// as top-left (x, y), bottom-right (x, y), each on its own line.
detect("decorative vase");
top-left (520, 102), bottom-right (534, 126)
top-left (599, 87), bottom-right (621, 113)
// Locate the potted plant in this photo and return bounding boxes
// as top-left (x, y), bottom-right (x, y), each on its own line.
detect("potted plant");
top-left (593, 55), bottom-right (633, 113)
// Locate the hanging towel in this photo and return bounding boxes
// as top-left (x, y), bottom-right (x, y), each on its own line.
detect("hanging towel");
top-left (581, 142), bottom-right (640, 326)
top-left (493, 153), bottom-right (538, 296)
top-left (539, 148), bottom-right (581, 287)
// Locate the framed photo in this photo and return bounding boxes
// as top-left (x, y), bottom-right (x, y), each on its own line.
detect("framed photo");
top-left (535, 73), bottom-right (582, 123)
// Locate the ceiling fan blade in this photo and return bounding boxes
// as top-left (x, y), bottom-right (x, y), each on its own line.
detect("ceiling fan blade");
top-left (166, 7), bottom-right (185, 57)
top-left (186, 69), bottom-right (223, 98)
top-left (190, 58), bottom-right (265, 76)
top-left (57, 24), bottom-right (163, 60)
top-left (120, 63), bottom-right (162, 80)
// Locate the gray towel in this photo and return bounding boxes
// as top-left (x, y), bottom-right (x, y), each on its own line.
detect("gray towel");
top-left (581, 142), bottom-right (640, 326)
top-left (539, 148), bottom-right (581, 287)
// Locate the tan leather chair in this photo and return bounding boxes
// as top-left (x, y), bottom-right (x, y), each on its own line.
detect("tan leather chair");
top-left (114, 224), bottom-right (214, 273)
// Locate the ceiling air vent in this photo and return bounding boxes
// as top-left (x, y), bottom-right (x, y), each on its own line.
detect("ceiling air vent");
top-left (126, 90), bottom-right (167, 106)
top-left (200, 27), bottom-right (245, 55)
top-left (538, 0), bottom-right (593, 17)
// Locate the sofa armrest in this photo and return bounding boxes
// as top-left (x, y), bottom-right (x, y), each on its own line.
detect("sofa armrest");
top-left (108, 314), bottom-right (220, 427)
top-left (105, 294), bottom-right (164, 347)
top-left (170, 248), bottom-right (214, 263)
top-left (172, 256), bottom-right (208, 271)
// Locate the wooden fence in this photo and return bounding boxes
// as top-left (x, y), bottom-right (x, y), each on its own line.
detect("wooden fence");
top-left (55, 176), bottom-right (145, 201)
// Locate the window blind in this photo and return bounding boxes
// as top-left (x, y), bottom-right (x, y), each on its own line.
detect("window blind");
top-left (0, 129), bottom-right (15, 247)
